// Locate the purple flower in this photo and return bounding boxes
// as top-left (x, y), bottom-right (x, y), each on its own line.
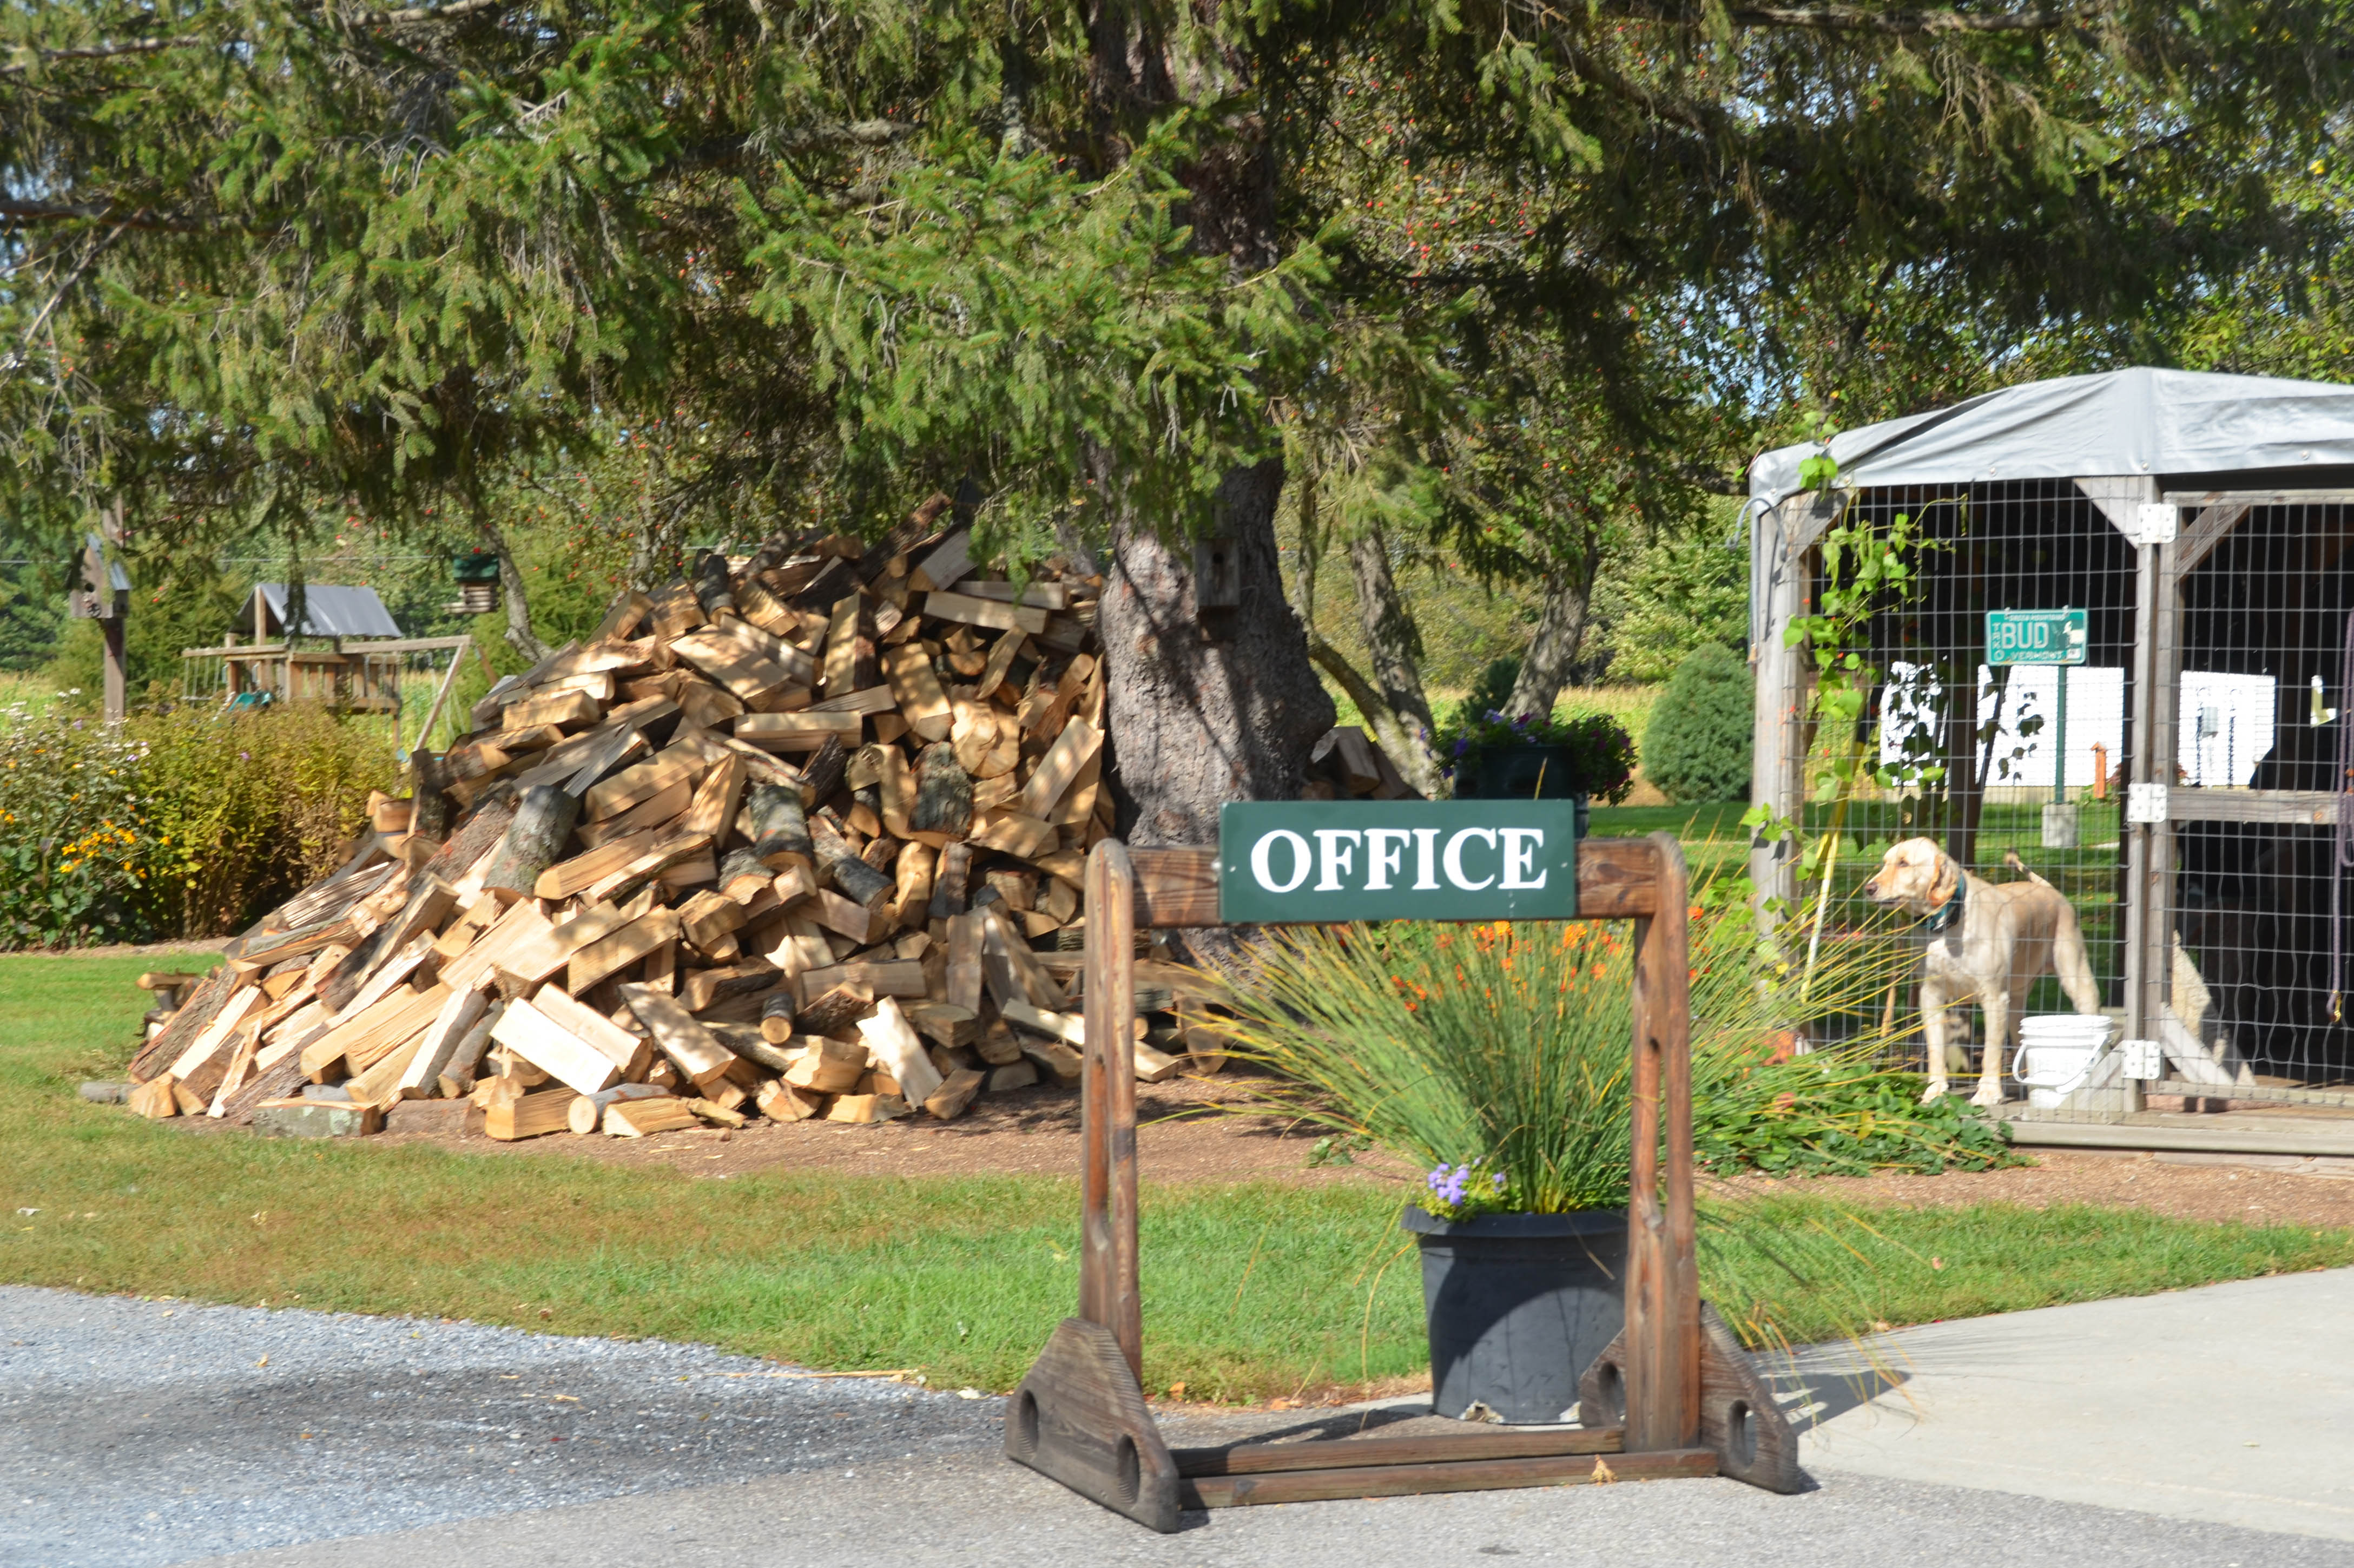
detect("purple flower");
top-left (1452, 739), bottom-right (1470, 757)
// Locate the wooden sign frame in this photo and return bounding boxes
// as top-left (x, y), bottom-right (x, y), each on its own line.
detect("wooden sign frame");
top-left (1005, 832), bottom-right (1802, 1530)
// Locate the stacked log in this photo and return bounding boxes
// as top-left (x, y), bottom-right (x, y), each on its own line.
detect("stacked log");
top-left (117, 502), bottom-right (1293, 1139)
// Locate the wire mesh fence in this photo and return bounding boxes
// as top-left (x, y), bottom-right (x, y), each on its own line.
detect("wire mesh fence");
top-left (2166, 498), bottom-right (2354, 1106)
top-left (1783, 482), bottom-right (2136, 1109)
top-left (1765, 480), bottom-right (2354, 1119)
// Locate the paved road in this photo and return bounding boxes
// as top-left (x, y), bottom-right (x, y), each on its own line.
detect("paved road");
top-left (4, 1279), bottom-right (2349, 1568)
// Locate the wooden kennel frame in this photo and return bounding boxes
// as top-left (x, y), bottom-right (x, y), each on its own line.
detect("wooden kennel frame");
top-left (1005, 832), bottom-right (1803, 1531)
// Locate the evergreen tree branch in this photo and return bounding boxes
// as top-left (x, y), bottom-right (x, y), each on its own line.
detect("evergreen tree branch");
top-left (1586, 1), bottom-right (2071, 32)
top-left (0, 197), bottom-right (263, 235)
top-left (0, 1), bottom-right (513, 77)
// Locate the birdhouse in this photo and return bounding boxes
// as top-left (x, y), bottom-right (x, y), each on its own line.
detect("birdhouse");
top-left (64, 531), bottom-right (129, 621)
top-left (448, 551), bottom-right (502, 615)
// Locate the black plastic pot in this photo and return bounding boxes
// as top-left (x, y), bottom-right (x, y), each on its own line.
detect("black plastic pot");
top-left (1400, 1207), bottom-right (1626, 1424)
top-left (1452, 746), bottom-right (1590, 833)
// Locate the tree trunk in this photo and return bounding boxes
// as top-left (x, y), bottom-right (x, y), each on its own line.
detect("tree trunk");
top-left (1346, 525), bottom-right (1441, 786)
top-left (480, 518), bottom-right (548, 663)
top-left (1081, 10), bottom-right (1334, 847)
top-left (1099, 454), bottom-right (1335, 845)
top-left (1506, 544), bottom-right (1603, 722)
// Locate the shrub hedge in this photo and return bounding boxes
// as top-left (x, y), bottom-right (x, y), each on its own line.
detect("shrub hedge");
top-left (1641, 643), bottom-right (1753, 803)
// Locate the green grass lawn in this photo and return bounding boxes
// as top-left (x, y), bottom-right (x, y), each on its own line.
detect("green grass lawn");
top-left (4, 954), bottom-right (2349, 1400)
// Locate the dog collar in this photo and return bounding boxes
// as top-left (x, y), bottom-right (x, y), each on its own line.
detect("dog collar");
top-left (1923, 880), bottom-right (1965, 935)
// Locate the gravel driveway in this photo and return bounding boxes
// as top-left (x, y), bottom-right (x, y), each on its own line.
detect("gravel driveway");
top-left (6, 1283), bottom-right (2348, 1568)
top-left (0, 1286), bottom-right (997, 1566)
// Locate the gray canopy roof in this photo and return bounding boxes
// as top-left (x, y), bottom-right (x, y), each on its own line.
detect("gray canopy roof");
top-left (253, 583), bottom-right (403, 638)
top-left (1749, 367), bottom-right (2354, 505)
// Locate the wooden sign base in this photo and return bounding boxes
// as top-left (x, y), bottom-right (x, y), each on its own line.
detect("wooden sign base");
top-left (1006, 834), bottom-right (1803, 1530)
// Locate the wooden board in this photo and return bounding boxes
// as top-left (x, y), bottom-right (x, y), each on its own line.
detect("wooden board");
top-left (1172, 1424), bottom-right (1621, 1477)
top-left (486, 1088), bottom-right (580, 1141)
top-left (1181, 1446), bottom-right (1716, 1508)
top-left (619, 984), bottom-right (739, 1090)
top-left (924, 590), bottom-right (1050, 636)
top-left (583, 752), bottom-right (700, 822)
top-left (734, 710), bottom-right (862, 750)
top-left (565, 908), bottom-right (683, 994)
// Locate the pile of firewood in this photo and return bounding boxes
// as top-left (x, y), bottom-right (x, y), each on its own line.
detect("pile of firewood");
top-left (118, 498), bottom-right (1412, 1142)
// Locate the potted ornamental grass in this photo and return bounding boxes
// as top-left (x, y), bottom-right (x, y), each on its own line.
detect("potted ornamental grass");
top-left (1210, 893), bottom-right (2006, 1425)
top-left (1442, 708), bottom-right (1637, 832)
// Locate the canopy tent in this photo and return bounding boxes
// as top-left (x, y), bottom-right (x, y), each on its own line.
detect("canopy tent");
top-left (250, 583), bottom-right (403, 640)
top-left (1749, 367), bottom-right (2354, 505)
top-left (1744, 366), bottom-right (2354, 1134)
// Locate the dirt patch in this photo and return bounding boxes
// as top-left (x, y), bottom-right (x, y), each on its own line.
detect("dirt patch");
top-left (1729, 1147), bottom-right (2354, 1231)
top-left (339, 1071), bottom-right (1426, 1189)
top-left (164, 1075), bottom-right (2354, 1231)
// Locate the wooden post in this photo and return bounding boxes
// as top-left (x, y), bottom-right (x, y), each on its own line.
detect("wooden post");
top-left (102, 616), bottom-right (127, 722)
top-left (98, 497), bottom-right (128, 722)
top-left (1079, 839), bottom-right (1142, 1382)
top-left (411, 635), bottom-right (470, 754)
top-left (1749, 498), bottom-right (1811, 929)
top-left (1623, 832), bottom-right (1698, 1453)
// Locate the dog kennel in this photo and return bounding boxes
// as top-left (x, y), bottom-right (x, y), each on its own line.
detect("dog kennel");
top-left (1747, 367), bottom-right (2354, 1137)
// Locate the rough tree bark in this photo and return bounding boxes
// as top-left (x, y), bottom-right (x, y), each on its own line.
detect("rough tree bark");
top-left (1346, 527), bottom-right (1441, 779)
top-left (1100, 455), bottom-right (1336, 844)
top-left (1505, 542), bottom-right (1604, 722)
top-left (1290, 500), bottom-right (1442, 797)
top-left (1087, 10), bottom-right (1336, 847)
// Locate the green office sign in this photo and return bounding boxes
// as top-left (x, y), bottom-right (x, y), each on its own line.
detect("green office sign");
top-left (1217, 801), bottom-right (1580, 924)
top-left (1986, 608), bottom-right (2087, 666)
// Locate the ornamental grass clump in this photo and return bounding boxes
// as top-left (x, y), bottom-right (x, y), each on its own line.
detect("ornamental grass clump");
top-left (1211, 892), bottom-right (2012, 1216)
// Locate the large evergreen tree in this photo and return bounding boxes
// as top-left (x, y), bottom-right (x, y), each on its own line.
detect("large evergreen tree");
top-left (8, 0), bottom-right (2349, 836)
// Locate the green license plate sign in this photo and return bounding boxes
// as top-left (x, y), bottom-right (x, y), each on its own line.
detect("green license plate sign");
top-left (1217, 801), bottom-right (1580, 924)
top-left (1986, 607), bottom-right (2087, 666)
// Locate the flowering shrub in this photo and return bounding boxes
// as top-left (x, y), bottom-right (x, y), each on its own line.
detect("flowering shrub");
top-left (0, 701), bottom-right (154, 945)
top-left (1420, 1158), bottom-right (1517, 1222)
top-left (1436, 708), bottom-right (1637, 802)
top-left (0, 702), bottom-right (394, 947)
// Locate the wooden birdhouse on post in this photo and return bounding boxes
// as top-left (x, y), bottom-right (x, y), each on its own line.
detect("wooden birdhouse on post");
top-left (448, 551), bottom-right (502, 615)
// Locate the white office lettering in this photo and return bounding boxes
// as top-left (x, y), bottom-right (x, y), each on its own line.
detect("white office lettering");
top-left (1498, 827), bottom-right (1547, 890)
top-left (1313, 829), bottom-right (1363, 892)
top-left (1250, 829), bottom-right (1312, 893)
top-left (1364, 828), bottom-right (1412, 891)
top-left (1443, 827), bottom-right (1497, 891)
top-left (1412, 828), bottom-right (1442, 890)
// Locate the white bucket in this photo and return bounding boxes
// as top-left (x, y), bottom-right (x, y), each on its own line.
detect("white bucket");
top-left (2015, 1014), bottom-right (2118, 1108)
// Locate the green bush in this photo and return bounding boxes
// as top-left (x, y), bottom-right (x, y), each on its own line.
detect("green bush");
top-left (0, 702), bottom-right (394, 947)
top-left (1641, 643), bottom-right (1753, 802)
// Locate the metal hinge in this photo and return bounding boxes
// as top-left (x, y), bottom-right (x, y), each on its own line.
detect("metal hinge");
top-left (2125, 782), bottom-right (2170, 825)
top-left (2120, 1039), bottom-right (2165, 1081)
top-left (2126, 502), bottom-right (2179, 547)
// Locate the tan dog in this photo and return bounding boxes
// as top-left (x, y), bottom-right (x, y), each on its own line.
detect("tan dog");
top-left (1861, 837), bottom-right (2104, 1106)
